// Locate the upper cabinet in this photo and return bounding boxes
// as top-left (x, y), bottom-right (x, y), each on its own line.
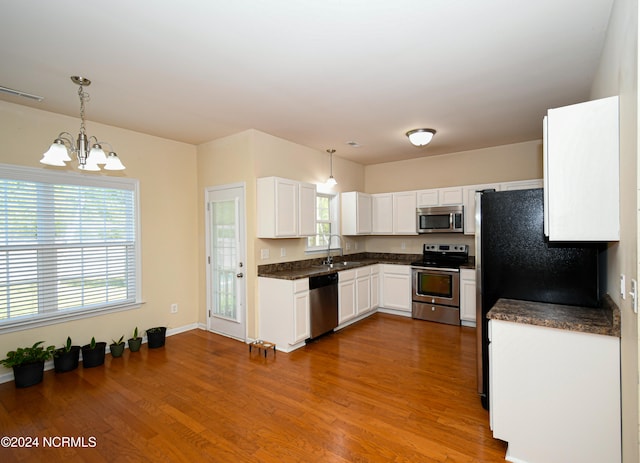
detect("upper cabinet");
top-left (342, 192), bottom-right (372, 235)
top-left (392, 191), bottom-right (418, 235)
top-left (544, 96), bottom-right (620, 241)
top-left (462, 183), bottom-right (502, 235)
top-left (416, 187), bottom-right (463, 207)
top-left (257, 176), bottom-right (316, 238)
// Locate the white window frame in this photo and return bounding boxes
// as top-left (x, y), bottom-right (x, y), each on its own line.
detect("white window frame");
top-left (306, 191), bottom-right (340, 253)
top-left (0, 164), bottom-right (142, 334)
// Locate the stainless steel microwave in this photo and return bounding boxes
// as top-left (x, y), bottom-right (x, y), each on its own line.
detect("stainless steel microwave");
top-left (416, 205), bottom-right (464, 233)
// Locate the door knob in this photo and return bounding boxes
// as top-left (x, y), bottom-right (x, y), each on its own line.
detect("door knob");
top-left (236, 273), bottom-right (244, 278)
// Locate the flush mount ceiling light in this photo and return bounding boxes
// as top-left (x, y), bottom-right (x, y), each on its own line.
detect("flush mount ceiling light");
top-left (406, 128), bottom-right (436, 147)
top-left (326, 149), bottom-right (337, 187)
top-left (40, 76), bottom-right (125, 171)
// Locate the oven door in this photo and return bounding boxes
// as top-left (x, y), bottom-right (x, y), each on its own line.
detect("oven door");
top-left (412, 267), bottom-right (460, 307)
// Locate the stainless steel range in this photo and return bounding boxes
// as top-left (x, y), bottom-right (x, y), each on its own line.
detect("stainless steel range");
top-left (411, 244), bottom-right (469, 325)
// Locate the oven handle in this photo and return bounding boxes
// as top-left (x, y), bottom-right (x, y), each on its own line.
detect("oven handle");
top-left (411, 266), bottom-right (460, 273)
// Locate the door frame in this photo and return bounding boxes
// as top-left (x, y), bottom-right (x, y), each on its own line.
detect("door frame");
top-left (204, 182), bottom-right (248, 341)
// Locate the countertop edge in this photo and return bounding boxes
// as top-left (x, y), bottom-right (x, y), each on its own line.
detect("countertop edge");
top-left (487, 295), bottom-right (620, 338)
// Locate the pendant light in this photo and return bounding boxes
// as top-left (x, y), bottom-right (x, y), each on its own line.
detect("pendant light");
top-left (326, 149), bottom-right (337, 187)
top-left (41, 76), bottom-right (125, 171)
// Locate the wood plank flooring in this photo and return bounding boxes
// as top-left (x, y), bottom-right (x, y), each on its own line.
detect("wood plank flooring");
top-left (0, 313), bottom-right (507, 462)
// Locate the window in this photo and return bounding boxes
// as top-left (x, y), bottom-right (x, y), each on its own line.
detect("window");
top-left (307, 192), bottom-right (339, 252)
top-left (0, 164), bottom-right (140, 332)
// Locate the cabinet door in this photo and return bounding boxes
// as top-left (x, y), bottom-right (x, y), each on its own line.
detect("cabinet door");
top-left (341, 192), bottom-right (372, 235)
top-left (372, 193), bottom-right (393, 234)
top-left (462, 183), bottom-right (501, 235)
top-left (545, 96), bottom-right (619, 241)
top-left (293, 290), bottom-right (310, 343)
top-left (459, 269), bottom-right (476, 323)
top-left (381, 265), bottom-right (411, 312)
top-left (416, 189), bottom-right (439, 207)
top-left (439, 187), bottom-right (463, 205)
top-left (338, 270), bottom-right (356, 323)
top-left (298, 182), bottom-right (317, 237)
top-left (500, 179), bottom-right (543, 191)
top-left (370, 265), bottom-right (380, 309)
top-left (275, 178), bottom-right (298, 237)
top-left (392, 191), bottom-right (417, 235)
top-left (356, 267), bottom-right (372, 315)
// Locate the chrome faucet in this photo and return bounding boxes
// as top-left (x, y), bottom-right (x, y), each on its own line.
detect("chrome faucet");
top-left (324, 234), bottom-right (344, 265)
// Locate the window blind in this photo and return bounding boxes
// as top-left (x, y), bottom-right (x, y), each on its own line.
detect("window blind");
top-left (0, 165), bottom-right (139, 328)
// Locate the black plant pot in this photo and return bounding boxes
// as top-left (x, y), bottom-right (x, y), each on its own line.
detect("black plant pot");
top-left (13, 361), bottom-right (45, 388)
top-left (128, 337), bottom-right (142, 352)
top-left (110, 343), bottom-right (125, 358)
top-left (146, 327), bottom-right (167, 349)
top-left (81, 342), bottom-right (107, 368)
top-left (54, 346), bottom-right (80, 373)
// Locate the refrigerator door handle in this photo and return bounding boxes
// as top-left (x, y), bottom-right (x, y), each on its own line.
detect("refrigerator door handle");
top-left (475, 190), bottom-right (484, 396)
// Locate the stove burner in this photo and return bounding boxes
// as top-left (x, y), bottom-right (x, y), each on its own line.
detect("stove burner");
top-left (412, 243), bottom-right (469, 268)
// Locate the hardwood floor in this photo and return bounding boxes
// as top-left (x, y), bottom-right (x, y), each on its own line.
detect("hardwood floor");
top-left (0, 313), bottom-right (507, 462)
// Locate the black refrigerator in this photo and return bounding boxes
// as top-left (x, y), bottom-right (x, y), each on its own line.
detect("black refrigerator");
top-left (475, 188), bottom-right (604, 410)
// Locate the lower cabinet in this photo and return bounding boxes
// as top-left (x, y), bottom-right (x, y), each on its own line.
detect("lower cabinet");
top-left (459, 268), bottom-right (476, 324)
top-left (380, 265), bottom-right (412, 313)
top-left (258, 277), bottom-right (309, 352)
top-left (355, 266), bottom-right (372, 315)
top-left (490, 319), bottom-right (621, 463)
top-left (338, 269), bottom-right (357, 324)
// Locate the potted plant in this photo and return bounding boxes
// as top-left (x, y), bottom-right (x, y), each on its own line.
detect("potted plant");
top-left (110, 335), bottom-right (125, 358)
top-left (128, 327), bottom-right (142, 352)
top-left (0, 341), bottom-right (55, 388)
top-left (81, 337), bottom-right (107, 368)
top-left (146, 327), bottom-right (167, 349)
top-left (53, 336), bottom-right (80, 373)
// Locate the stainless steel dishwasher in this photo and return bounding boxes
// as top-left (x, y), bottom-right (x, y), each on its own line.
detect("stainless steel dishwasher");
top-left (308, 272), bottom-right (339, 339)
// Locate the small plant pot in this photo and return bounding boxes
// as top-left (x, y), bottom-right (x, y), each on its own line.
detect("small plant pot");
top-left (110, 343), bottom-right (125, 358)
top-left (128, 337), bottom-right (142, 352)
top-left (13, 361), bottom-right (45, 388)
top-left (146, 327), bottom-right (167, 349)
top-left (54, 346), bottom-right (80, 373)
top-left (81, 342), bottom-right (107, 368)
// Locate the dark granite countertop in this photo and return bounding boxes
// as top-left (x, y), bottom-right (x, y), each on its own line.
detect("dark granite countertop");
top-left (487, 295), bottom-right (620, 337)
top-left (257, 252), bottom-right (420, 280)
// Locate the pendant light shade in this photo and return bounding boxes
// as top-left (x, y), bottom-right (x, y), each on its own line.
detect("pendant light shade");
top-left (406, 128), bottom-right (436, 146)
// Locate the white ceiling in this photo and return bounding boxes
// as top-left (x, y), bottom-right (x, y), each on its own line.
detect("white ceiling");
top-left (0, 0), bottom-right (614, 165)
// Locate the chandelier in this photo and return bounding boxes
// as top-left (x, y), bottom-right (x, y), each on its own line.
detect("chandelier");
top-left (406, 128), bottom-right (436, 147)
top-left (40, 76), bottom-right (125, 171)
top-left (326, 149), bottom-right (337, 186)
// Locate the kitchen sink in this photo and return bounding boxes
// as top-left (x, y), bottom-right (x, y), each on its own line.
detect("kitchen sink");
top-left (313, 261), bottom-right (362, 270)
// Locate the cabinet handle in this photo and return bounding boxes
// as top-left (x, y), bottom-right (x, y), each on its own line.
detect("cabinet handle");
top-left (237, 273), bottom-right (244, 278)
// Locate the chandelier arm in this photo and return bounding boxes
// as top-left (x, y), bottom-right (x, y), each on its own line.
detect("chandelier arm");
top-left (56, 132), bottom-right (77, 150)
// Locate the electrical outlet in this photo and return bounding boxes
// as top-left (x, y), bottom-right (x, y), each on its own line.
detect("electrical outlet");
top-left (170, 303), bottom-right (178, 313)
top-left (401, 242), bottom-right (406, 250)
top-left (630, 279), bottom-right (638, 314)
top-left (280, 247), bottom-right (286, 257)
top-left (261, 248), bottom-right (269, 259)
top-left (345, 242), bottom-right (351, 251)
top-left (620, 274), bottom-right (626, 299)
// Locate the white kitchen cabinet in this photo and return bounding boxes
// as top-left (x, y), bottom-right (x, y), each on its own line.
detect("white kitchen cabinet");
top-left (355, 266), bottom-right (372, 315)
top-left (338, 269), bottom-right (357, 324)
top-left (258, 277), bottom-right (310, 352)
top-left (500, 179), bottom-right (543, 191)
top-left (341, 192), bottom-right (372, 235)
top-left (298, 181), bottom-right (318, 236)
top-left (371, 193), bottom-right (393, 234)
top-left (544, 96), bottom-right (619, 241)
top-left (257, 177), bottom-right (316, 238)
top-left (380, 264), bottom-right (412, 313)
top-left (392, 191), bottom-right (418, 235)
top-left (370, 265), bottom-right (380, 309)
top-left (462, 183), bottom-right (501, 235)
top-left (490, 319), bottom-right (620, 463)
top-left (459, 268), bottom-right (476, 325)
top-left (416, 187), bottom-right (463, 207)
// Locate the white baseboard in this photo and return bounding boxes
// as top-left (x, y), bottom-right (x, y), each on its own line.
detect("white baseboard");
top-left (0, 323), bottom-right (200, 385)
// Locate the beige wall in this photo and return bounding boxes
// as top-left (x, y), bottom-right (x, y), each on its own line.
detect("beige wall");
top-left (590, 0), bottom-right (639, 461)
top-left (364, 139), bottom-right (543, 193)
top-left (0, 101), bottom-right (199, 376)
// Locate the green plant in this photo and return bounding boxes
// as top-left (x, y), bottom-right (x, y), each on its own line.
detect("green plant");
top-left (112, 335), bottom-right (124, 346)
top-left (63, 336), bottom-right (73, 353)
top-left (147, 327), bottom-right (164, 333)
top-left (132, 327), bottom-right (140, 340)
top-left (89, 337), bottom-right (96, 350)
top-left (0, 341), bottom-right (55, 368)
